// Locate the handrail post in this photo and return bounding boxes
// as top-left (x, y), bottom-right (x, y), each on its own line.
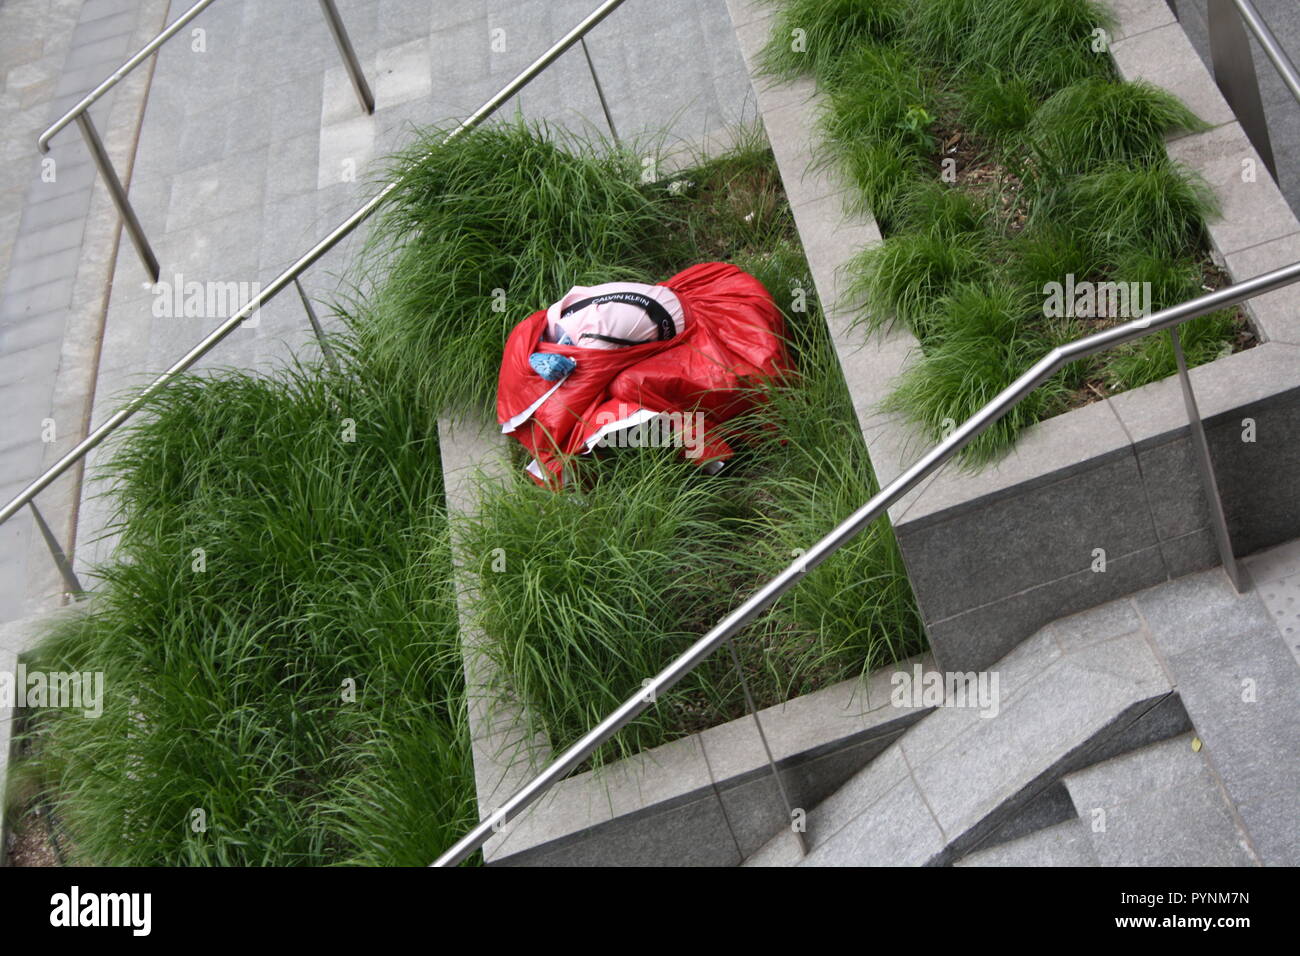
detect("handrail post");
top-left (318, 0), bottom-right (375, 115)
top-left (29, 501), bottom-right (85, 599)
top-left (76, 112), bottom-right (159, 282)
top-left (725, 638), bottom-right (807, 857)
top-left (1208, 0), bottom-right (1278, 179)
top-left (579, 37), bottom-right (620, 145)
top-left (294, 277), bottom-right (342, 375)
top-left (1168, 327), bottom-right (1246, 592)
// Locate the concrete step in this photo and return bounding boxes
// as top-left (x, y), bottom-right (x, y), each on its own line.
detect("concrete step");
top-left (1063, 733), bottom-right (1258, 866)
top-left (1139, 551), bottom-right (1300, 866)
top-left (744, 605), bottom-right (1191, 866)
top-left (955, 819), bottom-right (1098, 868)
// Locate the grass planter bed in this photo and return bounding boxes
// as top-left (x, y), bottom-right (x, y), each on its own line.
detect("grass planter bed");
top-left (8, 119), bottom-right (931, 866)
top-left (8, 366), bottom-right (478, 866)
top-left (404, 124), bottom-right (934, 864)
top-left (732, 0), bottom-right (1300, 672)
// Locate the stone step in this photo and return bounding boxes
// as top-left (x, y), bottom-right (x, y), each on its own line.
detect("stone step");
top-left (1063, 733), bottom-right (1258, 866)
top-left (744, 603), bottom-right (1191, 866)
top-left (1144, 547), bottom-right (1300, 866)
top-left (955, 818), bottom-right (1098, 868)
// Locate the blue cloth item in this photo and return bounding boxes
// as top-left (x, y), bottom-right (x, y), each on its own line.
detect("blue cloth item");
top-left (529, 352), bottom-right (577, 381)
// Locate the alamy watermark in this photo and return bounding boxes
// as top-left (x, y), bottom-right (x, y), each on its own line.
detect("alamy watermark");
top-left (890, 663), bottom-right (1000, 718)
top-left (1043, 274), bottom-right (1152, 321)
top-left (149, 272), bottom-right (261, 326)
top-left (590, 406), bottom-right (708, 459)
top-left (1, 664), bottom-right (103, 718)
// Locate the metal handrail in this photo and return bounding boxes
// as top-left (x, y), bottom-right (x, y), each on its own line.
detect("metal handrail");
top-left (37, 0), bottom-right (375, 281)
top-left (0, 0), bottom-right (631, 529)
top-left (1233, 0), bottom-right (1300, 105)
top-left (431, 259), bottom-right (1300, 866)
top-left (1206, 0), bottom-right (1300, 180)
top-left (37, 0), bottom-right (220, 153)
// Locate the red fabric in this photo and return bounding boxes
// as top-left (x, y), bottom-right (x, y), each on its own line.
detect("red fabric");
top-left (497, 261), bottom-right (790, 485)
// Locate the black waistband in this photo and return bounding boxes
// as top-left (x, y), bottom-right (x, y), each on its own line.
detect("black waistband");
top-left (558, 290), bottom-right (677, 342)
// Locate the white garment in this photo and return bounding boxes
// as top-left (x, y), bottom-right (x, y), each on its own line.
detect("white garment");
top-left (543, 281), bottom-right (685, 349)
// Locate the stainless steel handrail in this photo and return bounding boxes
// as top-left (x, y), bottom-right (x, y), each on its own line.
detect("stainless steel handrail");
top-left (431, 259), bottom-right (1300, 866)
top-left (1234, 0), bottom-right (1300, 104)
top-left (1206, 0), bottom-right (1300, 180)
top-left (37, 0), bottom-right (375, 281)
top-left (38, 0), bottom-right (220, 153)
top-left (0, 0), bottom-right (631, 529)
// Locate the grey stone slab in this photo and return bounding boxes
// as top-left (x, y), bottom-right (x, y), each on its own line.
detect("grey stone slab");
top-left (2, 277), bottom-right (74, 318)
top-left (899, 451), bottom-right (1158, 624)
top-left (23, 164), bottom-right (97, 209)
top-left (0, 311), bottom-right (72, 355)
top-left (1043, 597), bottom-right (1144, 653)
top-left (1202, 390), bottom-right (1300, 556)
top-left (164, 151), bottom-right (269, 234)
top-left (966, 780), bottom-right (1078, 853)
top-left (1112, 22), bottom-right (1235, 132)
top-left (800, 743), bottom-right (911, 848)
top-left (1167, 122), bottom-right (1300, 257)
top-left (955, 818), bottom-right (1098, 867)
top-left (1138, 570), bottom-right (1300, 864)
top-left (909, 633), bottom-right (1169, 842)
top-left (724, 0), bottom-right (775, 30)
top-left (924, 543), bottom-right (1170, 675)
top-left (1171, 0), bottom-right (1300, 218)
top-left (899, 629), bottom-right (1063, 767)
top-left (1137, 433), bottom-right (1212, 540)
top-left (9, 218), bottom-right (84, 264)
top-left (3, 247), bottom-right (81, 296)
top-left (17, 187), bottom-right (94, 234)
top-left (1107, 342), bottom-right (1300, 448)
top-left (69, 8), bottom-right (135, 47)
top-left (495, 790), bottom-right (741, 867)
top-left (801, 772), bottom-right (946, 867)
top-left (1109, 0), bottom-right (1178, 42)
top-left (592, 732), bottom-right (717, 819)
top-left (1066, 734), bottom-right (1257, 866)
top-left (742, 826), bottom-right (804, 866)
top-left (1134, 566), bottom-right (1259, 656)
top-left (1257, 565), bottom-right (1300, 667)
top-left (1160, 526), bottom-right (1222, 579)
top-left (1246, 536), bottom-right (1300, 586)
top-left (1163, 641), bottom-right (1300, 865)
top-left (897, 397), bottom-right (1134, 530)
top-left (78, 0), bottom-right (137, 26)
top-left (1225, 231), bottom-right (1300, 346)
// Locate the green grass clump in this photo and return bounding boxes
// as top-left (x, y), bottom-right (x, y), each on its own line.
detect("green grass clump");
top-left (883, 283), bottom-right (1068, 462)
top-left (1105, 311), bottom-right (1237, 392)
top-left (758, 0), bottom-right (909, 81)
top-left (895, 180), bottom-right (990, 239)
top-left (848, 229), bottom-right (989, 336)
top-left (1031, 79), bottom-right (1209, 174)
top-left (15, 365), bottom-right (476, 865)
top-left (1048, 160), bottom-right (1219, 261)
top-left (1002, 225), bottom-right (1107, 296)
top-left (461, 448), bottom-right (758, 763)
top-left (907, 0), bottom-right (1113, 95)
top-left (960, 70), bottom-right (1038, 146)
top-left (346, 119), bottom-right (669, 420)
